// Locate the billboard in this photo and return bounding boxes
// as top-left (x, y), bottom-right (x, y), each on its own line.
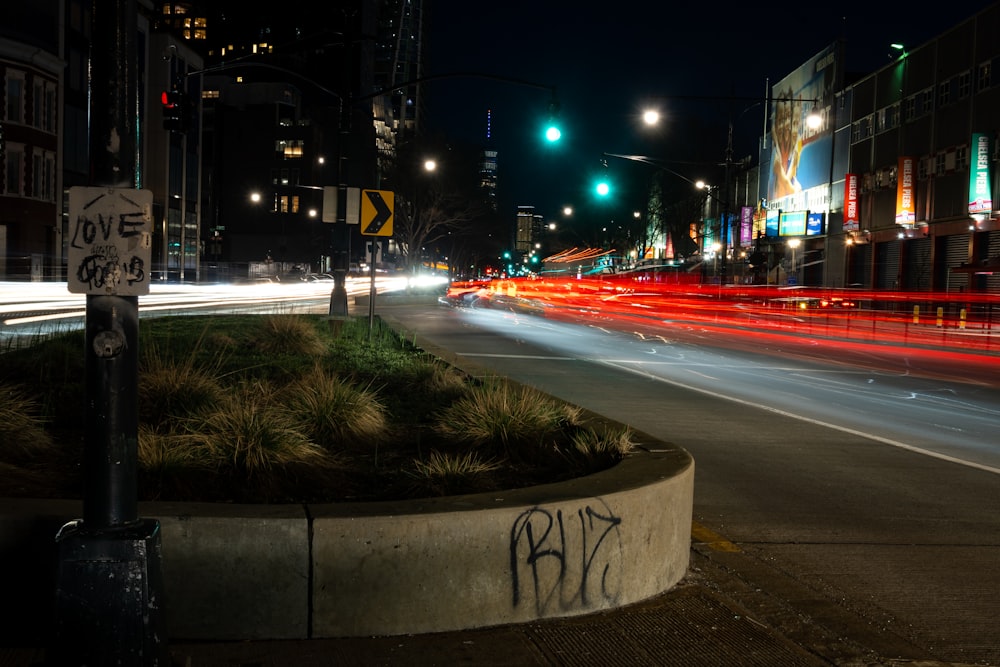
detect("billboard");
top-left (969, 132), bottom-right (993, 214)
top-left (843, 173), bottom-right (859, 230)
top-left (779, 210), bottom-right (807, 236)
top-left (767, 44), bottom-right (839, 206)
top-left (894, 156), bottom-right (915, 226)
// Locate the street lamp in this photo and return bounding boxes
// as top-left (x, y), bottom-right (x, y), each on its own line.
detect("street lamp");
top-left (787, 237), bottom-right (801, 285)
top-left (640, 97), bottom-right (820, 285)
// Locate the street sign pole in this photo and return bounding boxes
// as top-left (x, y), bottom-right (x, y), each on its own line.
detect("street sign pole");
top-left (52, 1), bottom-right (166, 663)
top-left (360, 189), bottom-right (394, 334)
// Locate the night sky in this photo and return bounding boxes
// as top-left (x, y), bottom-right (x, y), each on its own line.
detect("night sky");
top-left (423, 1), bottom-right (997, 223)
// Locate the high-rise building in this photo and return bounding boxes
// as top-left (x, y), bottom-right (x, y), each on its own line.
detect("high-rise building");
top-left (480, 110), bottom-right (498, 211)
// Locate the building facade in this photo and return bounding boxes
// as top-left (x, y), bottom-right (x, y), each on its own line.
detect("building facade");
top-left (751, 4), bottom-right (1000, 294)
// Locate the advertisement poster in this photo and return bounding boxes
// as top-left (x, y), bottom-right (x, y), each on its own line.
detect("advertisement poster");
top-left (969, 132), bottom-right (992, 214)
top-left (843, 173), bottom-right (859, 230)
top-left (894, 156), bottom-right (915, 227)
top-left (767, 43), bottom-right (839, 205)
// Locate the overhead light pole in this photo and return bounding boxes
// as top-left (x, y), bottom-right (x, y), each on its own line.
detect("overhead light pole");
top-left (639, 94), bottom-right (820, 286)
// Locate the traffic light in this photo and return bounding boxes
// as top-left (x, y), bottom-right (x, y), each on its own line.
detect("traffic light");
top-left (161, 89), bottom-right (188, 132)
top-left (543, 100), bottom-right (562, 143)
top-left (595, 180), bottom-right (611, 197)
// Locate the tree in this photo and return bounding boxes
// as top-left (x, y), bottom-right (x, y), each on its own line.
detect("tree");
top-left (383, 138), bottom-right (489, 274)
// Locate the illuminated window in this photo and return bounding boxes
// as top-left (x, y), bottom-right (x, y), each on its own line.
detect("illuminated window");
top-left (282, 140), bottom-right (304, 159)
top-left (274, 195), bottom-right (300, 214)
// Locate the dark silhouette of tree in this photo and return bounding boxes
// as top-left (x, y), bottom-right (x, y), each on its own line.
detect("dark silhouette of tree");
top-left (382, 137), bottom-right (490, 273)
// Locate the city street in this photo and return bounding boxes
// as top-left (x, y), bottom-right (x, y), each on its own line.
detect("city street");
top-left (379, 299), bottom-right (1000, 666)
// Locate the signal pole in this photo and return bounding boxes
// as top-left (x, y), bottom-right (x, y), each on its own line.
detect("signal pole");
top-left (52, 0), bottom-right (167, 663)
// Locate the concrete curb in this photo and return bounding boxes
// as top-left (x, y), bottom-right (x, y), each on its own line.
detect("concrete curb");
top-left (0, 444), bottom-right (692, 642)
top-left (1, 301), bottom-right (694, 642)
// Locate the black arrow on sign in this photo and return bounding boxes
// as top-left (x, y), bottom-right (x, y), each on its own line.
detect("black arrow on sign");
top-left (363, 190), bottom-right (392, 235)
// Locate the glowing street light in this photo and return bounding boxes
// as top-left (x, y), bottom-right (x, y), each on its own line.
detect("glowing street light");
top-left (787, 237), bottom-right (801, 285)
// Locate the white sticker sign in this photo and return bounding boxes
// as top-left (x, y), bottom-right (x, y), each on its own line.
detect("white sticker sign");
top-left (67, 187), bottom-right (153, 296)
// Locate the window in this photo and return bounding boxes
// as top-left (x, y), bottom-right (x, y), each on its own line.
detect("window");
top-left (935, 152), bottom-right (946, 176)
top-left (274, 195), bottom-right (300, 213)
top-left (276, 139), bottom-right (304, 159)
top-left (31, 150), bottom-right (56, 202)
top-left (921, 87), bottom-right (934, 114)
top-left (903, 96), bottom-right (916, 121)
top-left (32, 79), bottom-right (57, 132)
top-left (958, 71), bottom-right (971, 99)
top-left (6, 73), bottom-right (24, 123)
top-left (938, 80), bottom-right (951, 107)
top-left (956, 145), bottom-right (968, 171)
top-left (876, 108), bottom-right (888, 133)
top-left (979, 61), bottom-right (992, 91)
top-left (5, 145), bottom-right (23, 194)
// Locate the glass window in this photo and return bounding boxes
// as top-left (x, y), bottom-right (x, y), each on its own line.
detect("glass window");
top-left (5, 145), bottom-right (23, 194)
top-left (978, 61), bottom-right (992, 91)
top-left (938, 80), bottom-right (951, 107)
top-left (903, 96), bottom-right (916, 121)
top-left (922, 87), bottom-right (934, 114)
top-left (958, 71), bottom-right (971, 99)
top-left (6, 74), bottom-right (24, 123)
top-left (956, 145), bottom-right (968, 171)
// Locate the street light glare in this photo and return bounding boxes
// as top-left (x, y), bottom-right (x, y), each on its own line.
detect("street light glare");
top-left (545, 125), bottom-right (562, 142)
top-left (806, 106), bottom-right (822, 130)
top-left (642, 109), bottom-right (660, 126)
top-left (424, 159), bottom-right (437, 172)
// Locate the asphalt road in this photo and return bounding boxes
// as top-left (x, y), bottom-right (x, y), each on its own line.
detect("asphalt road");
top-left (379, 299), bottom-right (1000, 667)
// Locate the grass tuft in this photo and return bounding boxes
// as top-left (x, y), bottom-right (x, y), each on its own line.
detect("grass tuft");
top-left (0, 383), bottom-right (55, 466)
top-left (282, 365), bottom-right (388, 450)
top-left (433, 380), bottom-right (583, 463)
top-left (408, 450), bottom-right (501, 496)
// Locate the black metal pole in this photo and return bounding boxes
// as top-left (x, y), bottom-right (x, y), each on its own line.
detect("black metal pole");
top-left (52, 0), bottom-right (166, 662)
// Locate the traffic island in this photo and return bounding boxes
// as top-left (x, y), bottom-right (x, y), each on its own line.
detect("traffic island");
top-left (0, 441), bottom-right (693, 642)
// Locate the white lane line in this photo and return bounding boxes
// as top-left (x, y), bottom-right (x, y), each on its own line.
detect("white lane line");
top-left (598, 359), bottom-right (1000, 477)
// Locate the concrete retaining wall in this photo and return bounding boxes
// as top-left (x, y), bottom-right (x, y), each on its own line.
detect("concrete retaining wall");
top-left (0, 445), bottom-right (692, 642)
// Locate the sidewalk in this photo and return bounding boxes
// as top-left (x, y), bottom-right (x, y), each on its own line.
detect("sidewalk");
top-left (3, 547), bottom-right (867, 667)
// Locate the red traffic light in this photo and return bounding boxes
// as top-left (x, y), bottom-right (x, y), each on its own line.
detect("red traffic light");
top-left (161, 90), bottom-right (181, 108)
top-left (161, 89), bottom-right (188, 132)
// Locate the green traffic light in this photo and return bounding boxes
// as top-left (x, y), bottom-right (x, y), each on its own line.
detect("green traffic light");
top-left (545, 125), bottom-right (561, 142)
top-left (595, 181), bottom-right (610, 197)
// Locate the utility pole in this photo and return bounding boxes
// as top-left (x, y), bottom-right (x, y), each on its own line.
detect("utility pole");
top-left (52, 0), bottom-right (167, 662)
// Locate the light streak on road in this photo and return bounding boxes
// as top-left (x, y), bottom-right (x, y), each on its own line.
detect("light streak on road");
top-left (438, 281), bottom-right (1000, 474)
top-left (0, 276), bottom-right (408, 336)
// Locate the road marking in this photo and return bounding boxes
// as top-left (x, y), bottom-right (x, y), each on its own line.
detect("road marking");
top-left (459, 353), bottom-right (574, 361)
top-left (691, 522), bottom-right (741, 552)
top-left (601, 359), bottom-right (1000, 477)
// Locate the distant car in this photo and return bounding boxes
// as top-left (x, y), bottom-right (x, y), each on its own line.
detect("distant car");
top-left (303, 273), bottom-right (334, 282)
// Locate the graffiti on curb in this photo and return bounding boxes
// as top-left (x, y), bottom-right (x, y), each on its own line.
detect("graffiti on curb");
top-left (509, 502), bottom-right (623, 615)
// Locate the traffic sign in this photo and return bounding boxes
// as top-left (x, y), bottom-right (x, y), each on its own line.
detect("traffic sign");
top-left (361, 189), bottom-right (394, 236)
